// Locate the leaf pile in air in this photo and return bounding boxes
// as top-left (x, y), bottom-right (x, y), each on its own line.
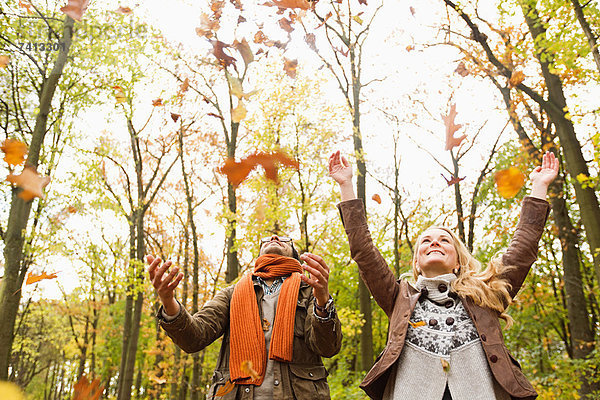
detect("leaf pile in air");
top-left (441, 104), bottom-right (466, 151)
top-left (1, 139), bottom-right (28, 166)
top-left (72, 375), bottom-right (103, 400)
top-left (6, 167), bottom-right (51, 201)
top-left (494, 167), bottom-right (525, 199)
top-left (26, 271), bottom-right (59, 285)
top-left (60, 0), bottom-right (90, 21)
top-left (219, 151), bottom-right (300, 187)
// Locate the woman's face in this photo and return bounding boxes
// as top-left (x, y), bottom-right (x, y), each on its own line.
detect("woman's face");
top-left (416, 228), bottom-right (459, 278)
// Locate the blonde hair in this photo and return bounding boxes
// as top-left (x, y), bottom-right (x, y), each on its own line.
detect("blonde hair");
top-left (411, 226), bottom-right (515, 328)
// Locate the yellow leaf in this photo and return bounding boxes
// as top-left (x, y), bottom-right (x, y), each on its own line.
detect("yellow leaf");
top-left (494, 167), bottom-right (525, 199)
top-left (409, 320), bottom-right (426, 328)
top-left (228, 74), bottom-right (243, 98)
top-left (0, 55), bottom-right (10, 69)
top-left (113, 86), bottom-right (126, 104)
top-left (0, 381), bottom-right (25, 400)
top-left (231, 100), bottom-right (247, 123)
top-left (440, 358), bottom-right (450, 372)
top-left (352, 15), bottom-right (363, 24)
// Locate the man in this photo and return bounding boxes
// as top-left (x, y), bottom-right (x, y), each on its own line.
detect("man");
top-left (147, 235), bottom-right (342, 400)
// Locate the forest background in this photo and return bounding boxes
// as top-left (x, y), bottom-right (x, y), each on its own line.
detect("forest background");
top-left (1, 0), bottom-right (600, 399)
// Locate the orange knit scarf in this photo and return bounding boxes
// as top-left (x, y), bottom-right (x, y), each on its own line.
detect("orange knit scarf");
top-left (230, 254), bottom-right (303, 385)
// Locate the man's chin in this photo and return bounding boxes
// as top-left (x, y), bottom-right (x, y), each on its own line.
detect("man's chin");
top-left (261, 247), bottom-right (290, 258)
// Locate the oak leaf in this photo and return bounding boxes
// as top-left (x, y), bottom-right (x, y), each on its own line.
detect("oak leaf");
top-left (1, 139), bottom-right (28, 166)
top-left (219, 151), bottom-right (299, 187)
top-left (283, 58), bottom-right (298, 78)
top-left (494, 167), bottom-right (525, 199)
top-left (231, 101), bottom-right (247, 123)
top-left (509, 70), bottom-right (524, 88)
top-left (211, 40), bottom-right (236, 68)
top-left (372, 194), bottom-right (381, 204)
top-left (60, 0), bottom-right (90, 21)
top-left (233, 38), bottom-right (254, 66)
top-left (6, 167), bottom-right (51, 201)
top-left (254, 30), bottom-right (268, 44)
top-left (455, 61), bottom-right (469, 77)
top-left (0, 55), bottom-right (10, 69)
top-left (72, 375), bottom-right (103, 400)
top-left (26, 271), bottom-right (58, 285)
top-left (441, 104), bottom-right (466, 151)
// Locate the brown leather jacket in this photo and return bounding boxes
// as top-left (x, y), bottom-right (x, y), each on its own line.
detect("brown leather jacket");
top-left (157, 278), bottom-right (342, 399)
top-left (337, 196), bottom-right (550, 400)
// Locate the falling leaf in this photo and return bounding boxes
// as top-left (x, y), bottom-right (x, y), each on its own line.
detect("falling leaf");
top-left (1, 139), bottom-right (28, 166)
top-left (0, 55), bottom-right (10, 69)
top-left (112, 86), bottom-right (126, 104)
top-left (279, 17), bottom-right (294, 33)
top-left (66, 205), bottom-right (78, 213)
top-left (60, 0), bottom-right (90, 21)
top-left (440, 358), bottom-right (450, 373)
top-left (6, 167), bottom-right (51, 201)
top-left (441, 104), bottom-right (466, 151)
top-left (372, 194), bottom-right (381, 204)
top-left (72, 375), bottom-right (103, 400)
top-left (180, 77), bottom-right (190, 93)
top-left (509, 70), bottom-right (525, 88)
top-left (196, 13), bottom-right (219, 38)
top-left (149, 374), bottom-right (166, 385)
top-left (406, 45), bottom-right (415, 52)
top-left (283, 58), bottom-right (298, 78)
top-left (262, 0), bottom-right (311, 10)
top-left (26, 271), bottom-right (58, 285)
top-left (358, 0), bottom-right (367, 4)
top-left (409, 320), bottom-right (426, 328)
top-left (352, 14), bottom-right (363, 24)
top-left (152, 98), bottom-right (164, 107)
top-left (233, 38), bottom-right (254, 67)
top-left (231, 100), bottom-right (247, 123)
top-left (227, 74), bottom-right (244, 98)
top-left (211, 0), bottom-right (225, 13)
top-left (494, 167), bottom-right (525, 199)
top-left (0, 381), bottom-right (25, 400)
top-left (316, 11), bottom-right (332, 29)
top-left (254, 30), bottom-right (268, 44)
top-left (215, 380), bottom-right (236, 396)
top-left (211, 40), bottom-right (237, 68)
top-left (409, 6), bottom-right (416, 15)
top-left (208, 112), bottom-right (224, 120)
top-left (115, 6), bottom-right (133, 14)
top-left (219, 151), bottom-right (299, 187)
top-left (19, 0), bottom-right (34, 14)
top-left (455, 61), bottom-right (469, 77)
top-left (442, 174), bottom-right (465, 186)
top-left (170, 112), bottom-right (181, 122)
top-left (241, 360), bottom-right (261, 380)
top-left (238, 15), bottom-right (247, 23)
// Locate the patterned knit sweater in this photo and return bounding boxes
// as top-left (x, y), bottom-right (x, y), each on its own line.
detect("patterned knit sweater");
top-left (383, 274), bottom-right (511, 400)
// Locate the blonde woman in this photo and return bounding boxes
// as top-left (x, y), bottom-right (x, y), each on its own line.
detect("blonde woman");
top-left (329, 150), bottom-right (558, 400)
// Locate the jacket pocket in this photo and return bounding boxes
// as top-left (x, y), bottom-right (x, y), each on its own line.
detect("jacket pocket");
top-left (206, 370), bottom-right (237, 400)
top-left (289, 364), bottom-right (330, 400)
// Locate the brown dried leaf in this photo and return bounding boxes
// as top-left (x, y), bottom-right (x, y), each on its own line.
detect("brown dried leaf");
top-left (170, 112), bottom-right (181, 122)
top-left (196, 13), bottom-right (219, 38)
top-left (442, 174), bottom-right (465, 186)
top-left (283, 58), bottom-right (298, 78)
top-left (509, 70), bottom-right (525, 88)
top-left (279, 17), bottom-right (294, 33)
top-left (455, 61), bottom-right (469, 77)
top-left (208, 112), bottom-right (224, 120)
top-left (1, 139), bottom-right (28, 166)
top-left (305, 33), bottom-right (317, 51)
top-left (211, 40), bottom-right (237, 68)
top-left (254, 30), bottom-right (268, 44)
top-left (233, 38), bottom-right (254, 66)
top-left (115, 6), bottom-right (133, 14)
top-left (6, 167), bottom-right (50, 201)
top-left (219, 151), bottom-right (299, 187)
top-left (441, 104), bottom-right (466, 151)
top-left (60, 0), bottom-right (90, 21)
top-left (494, 167), bottom-right (525, 199)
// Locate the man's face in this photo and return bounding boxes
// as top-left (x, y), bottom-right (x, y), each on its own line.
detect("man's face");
top-left (259, 235), bottom-right (294, 258)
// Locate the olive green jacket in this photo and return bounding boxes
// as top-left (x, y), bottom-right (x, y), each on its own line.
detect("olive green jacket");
top-left (157, 278), bottom-right (342, 399)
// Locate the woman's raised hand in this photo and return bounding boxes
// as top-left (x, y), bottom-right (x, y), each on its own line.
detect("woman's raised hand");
top-left (328, 150), bottom-right (353, 186)
top-left (529, 151), bottom-right (559, 199)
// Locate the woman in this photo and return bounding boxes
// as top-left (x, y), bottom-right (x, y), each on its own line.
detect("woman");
top-left (329, 150), bottom-right (558, 400)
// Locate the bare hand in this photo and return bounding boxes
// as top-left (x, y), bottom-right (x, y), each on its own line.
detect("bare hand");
top-left (299, 253), bottom-right (330, 310)
top-left (530, 151), bottom-right (559, 186)
top-left (328, 150), bottom-right (353, 186)
top-left (147, 255), bottom-right (183, 316)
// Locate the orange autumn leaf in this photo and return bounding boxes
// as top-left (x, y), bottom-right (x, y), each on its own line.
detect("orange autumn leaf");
top-left (241, 360), bottom-right (261, 380)
top-left (211, 40), bottom-right (236, 68)
top-left (263, 0), bottom-right (312, 10)
top-left (219, 151), bottom-right (299, 187)
top-left (509, 70), bottom-right (525, 88)
top-left (115, 6), bottom-right (133, 14)
top-left (494, 167), bottom-right (525, 199)
top-left (60, 0), bottom-right (90, 21)
top-left (372, 194), bottom-right (381, 204)
top-left (254, 30), bottom-right (268, 44)
top-left (441, 104), bottom-right (466, 151)
top-left (19, 0), bottom-right (34, 14)
top-left (180, 77), bottom-right (190, 93)
top-left (283, 58), bottom-right (298, 78)
top-left (215, 380), bottom-right (236, 396)
top-left (6, 167), bottom-right (51, 201)
top-left (26, 271), bottom-right (58, 285)
top-left (0, 55), bottom-right (10, 69)
top-left (1, 139), bottom-right (28, 166)
top-left (442, 174), bottom-right (465, 186)
top-left (406, 45), bottom-right (415, 52)
top-left (149, 374), bottom-right (166, 385)
top-left (112, 85), bottom-right (126, 104)
top-left (72, 375), bottom-right (103, 400)
top-left (152, 98), bottom-right (164, 107)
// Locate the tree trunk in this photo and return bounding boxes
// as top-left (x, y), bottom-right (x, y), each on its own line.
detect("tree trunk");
top-left (570, 0), bottom-right (600, 75)
top-left (225, 122), bottom-right (240, 282)
top-left (0, 16), bottom-right (74, 380)
top-left (521, 0), bottom-right (600, 285)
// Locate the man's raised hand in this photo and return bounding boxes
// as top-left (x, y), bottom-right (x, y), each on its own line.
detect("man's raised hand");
top-left (147, 255), bottom-right (182, 316)
top-left (299, 253), bottom-right (331, 316)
